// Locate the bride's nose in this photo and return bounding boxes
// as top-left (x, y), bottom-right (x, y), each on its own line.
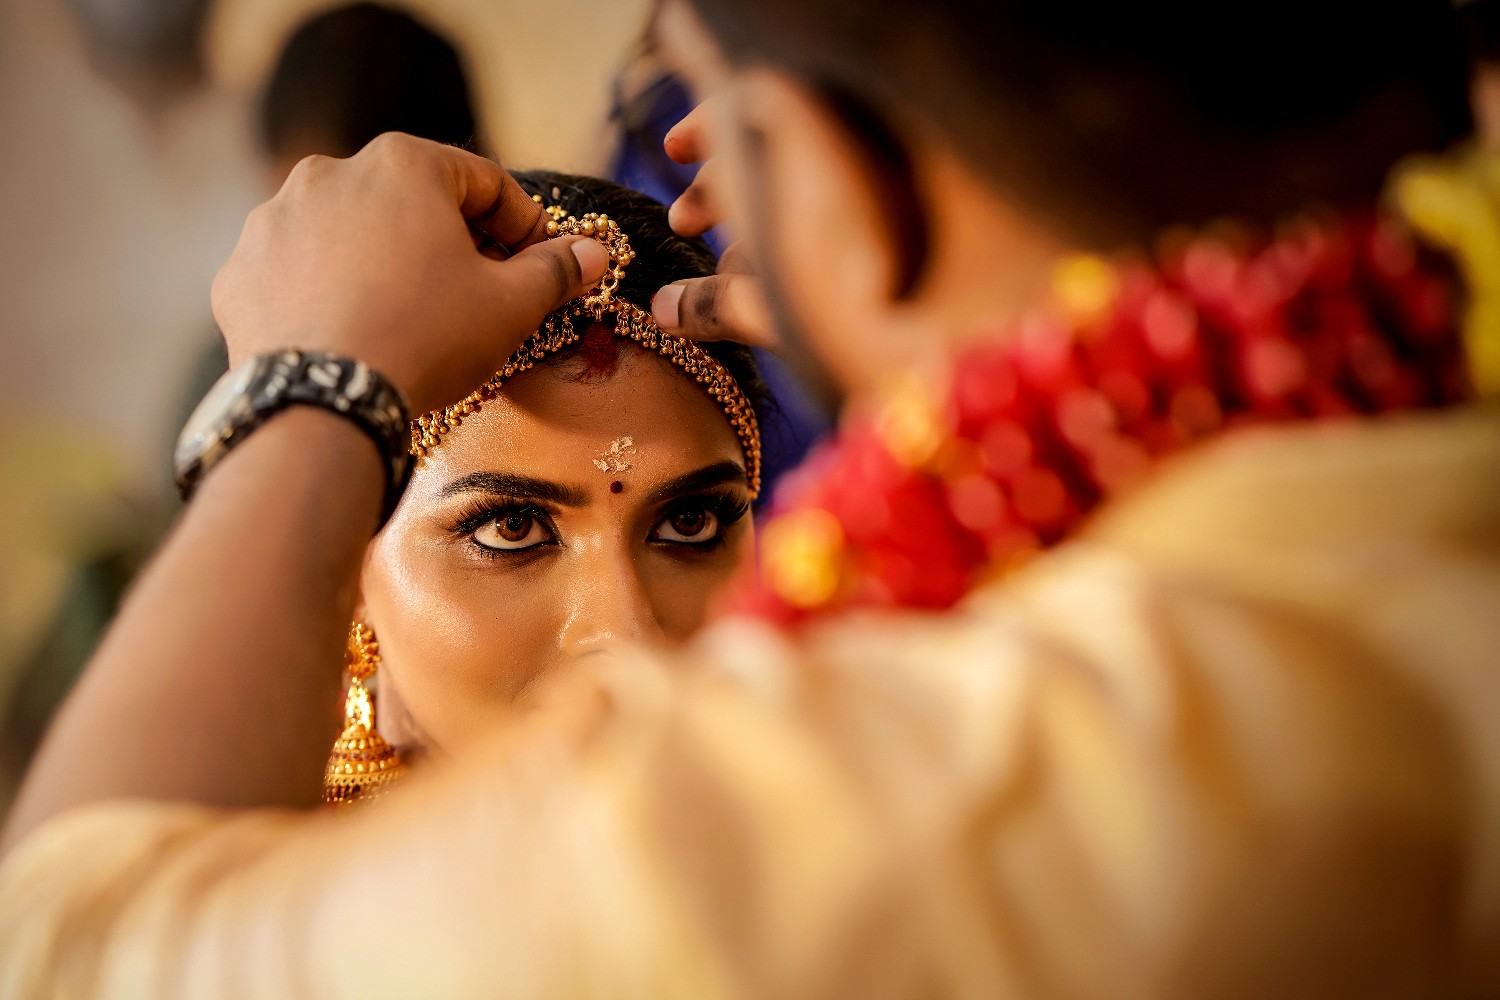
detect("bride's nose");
top-left (557, 548), bottom-right (665, 658)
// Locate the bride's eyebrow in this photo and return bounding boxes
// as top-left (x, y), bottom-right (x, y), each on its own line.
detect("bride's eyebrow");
top-left (644, 460), bottom-right (747, 507)
top-left (438, 471), bottom-right (590, 507)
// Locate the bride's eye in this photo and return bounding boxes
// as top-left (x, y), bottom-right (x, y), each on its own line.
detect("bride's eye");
top-left (471, 509), bottom-right (555, 552)
top-left (652, 504), bottom-right (721, 545)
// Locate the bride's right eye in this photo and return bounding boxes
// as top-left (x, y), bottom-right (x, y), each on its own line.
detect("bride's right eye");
top-left (470, 509), bottom-right (557, 553)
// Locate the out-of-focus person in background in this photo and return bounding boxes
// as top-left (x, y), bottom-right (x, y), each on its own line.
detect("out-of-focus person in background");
top-left (179, 2), bottom-right (492, 428)
top-left (2, 1), bottom-right (1499, 998)
top-left (258, 2), bottom-right (484, 173)
top-left (325, 169), bottom-right (768, 802)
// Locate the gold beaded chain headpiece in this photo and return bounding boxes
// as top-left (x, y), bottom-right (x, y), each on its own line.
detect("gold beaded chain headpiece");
top-left (411, 195), bottom-right (763, 499)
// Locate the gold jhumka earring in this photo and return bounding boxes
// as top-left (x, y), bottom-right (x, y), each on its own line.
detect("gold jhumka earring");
top-left (323, 622), bottom-right (405, 806)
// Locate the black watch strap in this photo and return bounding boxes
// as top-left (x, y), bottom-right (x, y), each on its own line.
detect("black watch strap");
top-left (175, 350), bottom-right (413, 526)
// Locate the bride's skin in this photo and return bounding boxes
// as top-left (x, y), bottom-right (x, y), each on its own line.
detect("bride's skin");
top-left (360, 333), bottom-right (754, 756)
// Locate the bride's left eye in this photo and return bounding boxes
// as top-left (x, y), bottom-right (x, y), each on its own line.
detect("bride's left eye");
top-left (651, 504), bottom-right (721, 545)
top-left (471, 509), bottom-right (555, 552)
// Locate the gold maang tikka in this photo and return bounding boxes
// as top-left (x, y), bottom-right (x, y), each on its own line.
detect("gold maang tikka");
top-left (323, 622), bottom-right (405, 806)
top-left (411, 194), bottom-right (763, 499)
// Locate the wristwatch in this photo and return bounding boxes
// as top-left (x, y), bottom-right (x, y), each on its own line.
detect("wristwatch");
top-left (174, 349), bottom-right (413, 525)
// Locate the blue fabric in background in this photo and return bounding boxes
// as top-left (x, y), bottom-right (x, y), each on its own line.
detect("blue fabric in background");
top-left (607, 74), bottom-right (831, 505)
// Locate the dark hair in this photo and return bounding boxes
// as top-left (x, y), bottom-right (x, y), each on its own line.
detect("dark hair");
top-left (509, 169), bottom-right (771, 432)
top-left (687, 0), bottom-right (1473, 247)
top-left (259, 3), bottom-right (479, 160)
top-left (1461, 0), bottom-right (1500, 63)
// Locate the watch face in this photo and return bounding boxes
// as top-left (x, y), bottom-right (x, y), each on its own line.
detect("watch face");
top-left (174, 357), bottom-right (259, 471)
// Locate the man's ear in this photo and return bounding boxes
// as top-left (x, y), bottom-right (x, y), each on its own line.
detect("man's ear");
top-left (719, 68), bottom-right (945, 398)
top-left (803, 82), bottom-right (930, 300)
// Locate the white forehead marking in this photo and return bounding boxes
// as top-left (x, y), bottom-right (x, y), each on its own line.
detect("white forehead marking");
top-left (592, 436), bottom-right (636, 473)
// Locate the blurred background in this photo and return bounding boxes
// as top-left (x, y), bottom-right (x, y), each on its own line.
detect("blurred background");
top-left (0, 0), bottom-right (827, 811)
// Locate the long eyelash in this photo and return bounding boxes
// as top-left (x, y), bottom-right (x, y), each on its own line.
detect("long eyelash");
top-left (704, 491), bottom-right (752, 528)
top-left (677, 489), bottom-right (752, 528)
top-left (654, 489), bottom-right (752, 549)
top-left (445, 497), bottom-right (535, 536)
top-left (445, 497), bottom-right (559, 559)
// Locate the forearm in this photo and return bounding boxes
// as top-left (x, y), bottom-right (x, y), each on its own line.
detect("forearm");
top-left (2, 408), bottom-right (382, 852)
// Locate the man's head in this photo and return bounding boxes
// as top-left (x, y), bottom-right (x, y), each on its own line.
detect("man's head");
top-left (656, 0), bottom-right (1473, 399)
top-left (260, 3), bottom-right (480, 183)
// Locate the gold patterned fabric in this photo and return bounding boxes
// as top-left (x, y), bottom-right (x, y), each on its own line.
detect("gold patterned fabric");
top-left (2, 408), bottom-right (1498, 998)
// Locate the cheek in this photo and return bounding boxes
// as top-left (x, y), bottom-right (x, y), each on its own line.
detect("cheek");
top-left (359, 531), bottom-right (562, 751)
top-left (720, 119), bottom-right (878, 394)
top-left (645, 530), bottom-right (755, 640)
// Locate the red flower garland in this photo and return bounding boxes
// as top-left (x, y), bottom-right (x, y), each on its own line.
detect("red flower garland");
top-left (733, 210), bottom-right (1470, 625)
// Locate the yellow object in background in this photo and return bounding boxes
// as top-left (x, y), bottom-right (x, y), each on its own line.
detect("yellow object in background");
top-left (0, 418), bottom-right (137, 806)
top-left (0, 421), bottom-right (129, 685)
top-left (1391, 143), bottom-right (1500, 399)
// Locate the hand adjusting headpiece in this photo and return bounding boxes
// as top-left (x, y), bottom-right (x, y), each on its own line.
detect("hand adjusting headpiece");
top-left (411, 195), bottom-right (762, 499)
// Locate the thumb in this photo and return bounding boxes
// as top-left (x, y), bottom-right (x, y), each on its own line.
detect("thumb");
top-left (652, 273), bottom-right (778, 350)
top-left (492, 236), bottom-right (610, 326)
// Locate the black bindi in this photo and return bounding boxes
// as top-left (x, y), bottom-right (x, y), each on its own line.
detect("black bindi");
top-left (610, 480), bottom-right (624, 494)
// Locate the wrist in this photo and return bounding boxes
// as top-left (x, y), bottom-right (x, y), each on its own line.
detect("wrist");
top-left (176, 350), bottom-right (413, 528)
top-left (196, 406), bottom-right (386, 530)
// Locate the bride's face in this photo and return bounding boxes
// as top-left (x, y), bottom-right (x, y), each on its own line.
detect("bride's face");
top-left (359, 340), bottom-right (754, 754)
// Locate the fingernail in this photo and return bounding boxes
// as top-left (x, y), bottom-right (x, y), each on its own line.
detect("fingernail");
top-left (571, 238), bottom-right (608, 282)
top-left (652, 283), bottom-right (684, 329)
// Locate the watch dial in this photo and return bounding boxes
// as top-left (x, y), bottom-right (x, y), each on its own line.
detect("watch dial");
top-left (174, 358), bottom-right (258, 469)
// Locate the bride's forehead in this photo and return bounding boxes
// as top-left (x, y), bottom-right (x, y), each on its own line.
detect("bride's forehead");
top-left (518, 349), bottom-right (723, 426)
top-left (426, 351), bottom-right (738, 463)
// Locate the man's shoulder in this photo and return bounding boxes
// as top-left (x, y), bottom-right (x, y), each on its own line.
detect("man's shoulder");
top-left (1083, 406), bottom-right (1500, 588)
top-left (687, 407), bottom-right (1500, 817)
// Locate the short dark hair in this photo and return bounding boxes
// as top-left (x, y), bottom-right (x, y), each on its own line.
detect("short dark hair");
top-left (1461, 0), bottom-right (1500, 63)
top-left (687, 0), bottom-right (1473, 246)
top-left (260, 3), bottom-right (478, 160)
top-left (510, 170), bottom-right (771, 432)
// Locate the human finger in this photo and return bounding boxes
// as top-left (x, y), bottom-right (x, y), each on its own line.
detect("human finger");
top-left (716, 240), bottom-right (755, 275)
top-left (479, 236), bottom-right (610, 329)
top-left (668, 157), bottom-right (727, 237)
top-left (663, 99), bottom-right (717, 165)
top-left (359, 134), bottom-right (552, 252)
top-left (652, 272), bottom-right (777, 350)
top-left (442, 153), bottom-right (552, 251)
